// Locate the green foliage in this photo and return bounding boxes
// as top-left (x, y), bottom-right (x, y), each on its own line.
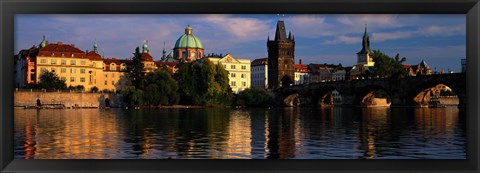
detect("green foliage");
top-left (174, 60), bottom-right (232, 106)
top-left (37, 71), bottom-right (67, 90)
top-left (90, 86), bottom-right (99, 93)
top-left (235, 87), bottom-right (274, 107)
top-left (127, 47), bottom-right (145, 89)
top-left (122, 86), bottom-right (144, 107)
top-left (143, 69), bottom-right (180, 106)
top-left (369, 50), bottom-right (408, 78)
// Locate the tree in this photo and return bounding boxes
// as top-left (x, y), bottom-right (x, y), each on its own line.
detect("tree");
top-left (90, 86), bottom-right (99, 93)
top-left (143, 68), bottom-right (180, 106)
top-left (127, 47), bottom-right (145, 89)
top-left (235, 87), bottom-right (274, 107)
top-left (37, 71), bottom-right (67, 90)
top-left (122, 86), bottom-right (144, 107)
top-left (370, 50), bottom-right (408, 78)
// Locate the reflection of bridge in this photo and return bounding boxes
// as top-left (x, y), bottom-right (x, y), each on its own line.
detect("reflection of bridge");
top-left (277, 73), bottom-right (466, 107)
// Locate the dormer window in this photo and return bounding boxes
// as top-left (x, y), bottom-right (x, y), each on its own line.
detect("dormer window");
top-left (110, 63), bottom-right (116, 71)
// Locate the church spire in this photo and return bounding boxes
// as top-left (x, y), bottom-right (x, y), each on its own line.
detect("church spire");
top-left (142, 40), bottom-right (149, 53)
top-left (162, 41), bottom-right (166, 57)
top-left (39, 34), bottom-right (47, 48)
top-left (93, 38), bottom-right (98, 53)
top-left (357, 24), bottom-right (371, 54)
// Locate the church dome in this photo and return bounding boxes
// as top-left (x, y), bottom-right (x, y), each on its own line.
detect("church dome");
top-left (174, 25), bottom-right (203, 49)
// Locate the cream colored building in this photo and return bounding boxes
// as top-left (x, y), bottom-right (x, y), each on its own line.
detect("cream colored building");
top-left (206, 54), bottom-right (251, 93)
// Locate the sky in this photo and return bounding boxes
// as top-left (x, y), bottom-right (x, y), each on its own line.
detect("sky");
top-left (15, 14), bottom-right (465, 72)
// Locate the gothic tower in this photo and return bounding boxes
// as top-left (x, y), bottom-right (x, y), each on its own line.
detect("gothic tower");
top-left (267, 19), bottom-right (295, 89)
top-left (356, 24), bottom-right (374, 67)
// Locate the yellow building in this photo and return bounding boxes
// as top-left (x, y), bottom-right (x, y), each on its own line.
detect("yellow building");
top-left (206, 54), bottom-right (251, 93)
top-left (18, 38), bottom-right (168, 92)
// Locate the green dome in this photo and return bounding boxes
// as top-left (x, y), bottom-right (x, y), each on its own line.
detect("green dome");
top-left (174, 25), bottom-right (203, 49)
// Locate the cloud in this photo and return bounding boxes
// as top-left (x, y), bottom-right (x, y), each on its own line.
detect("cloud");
top-left (323, 35), bottom-right (361, 45)
top-left (202, 14), bottom-right (270, 41)
top-left (372, 31), bottom-right (414, 42)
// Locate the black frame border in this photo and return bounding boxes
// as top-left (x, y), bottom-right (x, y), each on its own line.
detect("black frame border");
top-left (1, 0), bottom-right (479, 172)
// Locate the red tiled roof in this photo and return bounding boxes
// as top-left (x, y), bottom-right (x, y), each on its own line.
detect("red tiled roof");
top-left (86, 51), bottom-right (102, 61)
top-left (155, 61), bottom-right (178, 67)
top-left (403, 64), bottom-right (411, 68)
top-left (38, 43), bottom-right (86, 58)
top-left (294, 64), bottom-right (309, 73)
top-left (103, 58), bottom-right (130, 71)
top-left (141, 53), bottom-right (154, 61)
top-left (251, 58), bottom-right (268, 66)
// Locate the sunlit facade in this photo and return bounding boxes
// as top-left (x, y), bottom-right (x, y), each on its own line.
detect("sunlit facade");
top-left (206, 54), bottom-right (251, 93)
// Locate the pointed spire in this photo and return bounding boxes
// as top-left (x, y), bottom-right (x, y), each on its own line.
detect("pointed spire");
top-left (39, 34), bottom-right (47, 48)
top-left (267, 32), bottom-right (270, 41)
top-left (93, 38), bottom-right (98, 53)
top-left (162, 41), bottom-right (166, 57)
top-left (288, 31), bottom-right (292, 40)
top-left (357, 23), bottom-right (371, 54)
top-left (142, 40), bottom-right (149, 53)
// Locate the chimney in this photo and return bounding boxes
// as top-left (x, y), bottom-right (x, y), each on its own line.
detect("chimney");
top-left (57, 42), bottom-right (63, 45)
top-left (299, 59), bottom-right (302, 65)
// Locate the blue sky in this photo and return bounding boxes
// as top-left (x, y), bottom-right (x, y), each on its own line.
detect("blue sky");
top-left (15, 14), bottom-right (465, 72)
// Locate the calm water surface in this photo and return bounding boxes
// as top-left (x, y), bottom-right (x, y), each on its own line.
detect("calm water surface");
top-left (14, 107), bottom-right (466, 159)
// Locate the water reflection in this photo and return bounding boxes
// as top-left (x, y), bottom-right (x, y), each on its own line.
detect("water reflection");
top-left (14, 107), bottom-right (466, 159)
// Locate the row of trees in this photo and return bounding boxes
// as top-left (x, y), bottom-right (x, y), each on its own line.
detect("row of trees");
top-left (366, 50), bottom-right (408, 78)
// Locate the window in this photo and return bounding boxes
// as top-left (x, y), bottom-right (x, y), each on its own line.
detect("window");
top-left (81, 61), bottom-right (86, 65)
top-left (112, 73), bottom-right (115, 78)
top-left (80, 69), bottom-right (85, 74)
top-left (51, 59), bottom-right (56, 65)
top-left (61, 60), bottom-right (66, 65)
top-left (51, 68), bottom-right (56, 73)
top-left (61, 77), bottom-right (66, 81)
top-left (70, 77), bottom-right (75, 82)
top-left (80, 77), bottom-right (85, 82)
top-left (223, 65), bottom-right (227, 69)
top-left (105, 81), bottom-right (107, 85)
top-left (231, 65), bottom-right (236, 69)
top-left (70, 68), bottom-right (75, 73)
top-left (111, 81), bottom-right (114, 85)
top-left (70, 60), bottom-right (76, 65)
top-left (105, 74), bottom-right (108, 78)
top-left (242, 65), bottom-right (246, 70)
top-left (40, 59), bottom-right (46, 63)
top-left (241, 74), bottom-right (246, 78)
top-left (40, 68), bottom-right (46, 73)
top-left (231, 73), bottom-right (236, 77)
top-left (110, 63), bottom-right (116, 71)
top-left (61, 68), bottom-right (66, 73)
top-left (242, 82), bottom-right (246, 86)
top-left (231, 81), bottom-right (236, 86)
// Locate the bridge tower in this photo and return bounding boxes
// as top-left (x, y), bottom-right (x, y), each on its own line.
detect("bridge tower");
top-left (267, 18), bottom-right (295, 89)
top-left (356, 24), bottom-right (374, 67)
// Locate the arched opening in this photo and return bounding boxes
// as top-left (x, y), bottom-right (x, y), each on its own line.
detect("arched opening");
top-left (412, 84), bottom-right (459, 107)
top-left (314, 88), bottom-right (343, 108)
top-left (281, 75), bottom-right (293, 87)
top-left (357, 87), bottom-right (391, 107)
top-left (283, 93), bottom-right (301, 107)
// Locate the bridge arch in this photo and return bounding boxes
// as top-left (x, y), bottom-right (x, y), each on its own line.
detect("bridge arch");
top-left (311, 85), bottom-right (345, 108)
top-left (407, 76), bottom-right (464, 107)
top-left (354, 85), bottom-right (392, 107)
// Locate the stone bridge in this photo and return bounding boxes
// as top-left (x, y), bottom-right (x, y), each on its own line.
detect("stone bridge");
top-left (276, 73), bottom-right (466, 107)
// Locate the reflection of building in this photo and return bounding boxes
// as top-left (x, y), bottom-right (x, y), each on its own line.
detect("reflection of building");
top-left (225, 111), bottom-right (252, 158)
top-left (332, 89), bottom-right (342, 105)
top-left (461, 59), bottom-right (466, 73)
top-left (251, 58), bottom-right (268, 89)
top-left (206, 54), bottom-right (251, 93)
top-left (294, 59), bottom-right (310, 85)
top-left (268, 19), bottom-right (295, 89)
top-left (173, 25), bottom-right (204, 62)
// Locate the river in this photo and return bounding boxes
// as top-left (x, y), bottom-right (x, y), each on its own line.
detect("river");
top-left (14, 107), bottom-right (466, 159)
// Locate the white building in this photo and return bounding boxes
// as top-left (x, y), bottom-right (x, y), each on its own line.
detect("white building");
top-left (331, 65), bottom-right (346, 81)
top-left (206, 54), bottom-right (251, 93)
top-left (294, 59), bottom-right (311, 85)
top-left (251, 58), bottom-right (268, 89)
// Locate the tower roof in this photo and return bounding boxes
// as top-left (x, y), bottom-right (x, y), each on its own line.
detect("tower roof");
top-left (274, 20), bottom-right (288, 41)
top-left (357, 24), bottom-right (372, 55)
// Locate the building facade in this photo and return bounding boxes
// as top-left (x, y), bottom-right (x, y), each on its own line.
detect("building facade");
top-left (267, 19), bottom-right (295, 89)
top-left (251, 58), bottom-right (268, 89)
top-left (206, 54), bottom-right (251, 93)
top-left (294, 59), bottom-right (310, 85)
